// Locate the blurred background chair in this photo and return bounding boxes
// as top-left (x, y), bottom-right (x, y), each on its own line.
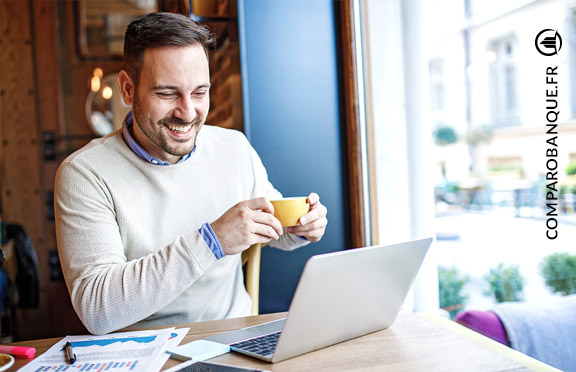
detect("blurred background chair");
top-left (456, 295), bottom-right (576, 372)
top-left (1, 222), bottom-right (40, 341)
top-left (242, 243), bottom-right (262, 315)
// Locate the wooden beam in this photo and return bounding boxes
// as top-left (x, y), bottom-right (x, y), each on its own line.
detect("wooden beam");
top-left (335, 0), bottom-right (366, 248)
top-left (32, 0), bottom-right (88, 339)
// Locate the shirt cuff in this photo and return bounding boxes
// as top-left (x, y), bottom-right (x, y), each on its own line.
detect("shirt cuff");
top-left (199, 223), bottom-right (225, 260)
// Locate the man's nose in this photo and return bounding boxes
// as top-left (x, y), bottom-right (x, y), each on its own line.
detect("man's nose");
top-left (174, 96), bottom-right (197, 122)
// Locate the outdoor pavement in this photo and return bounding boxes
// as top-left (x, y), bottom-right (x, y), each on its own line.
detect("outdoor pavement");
top-left (434, 207), bottom-right (576, 311)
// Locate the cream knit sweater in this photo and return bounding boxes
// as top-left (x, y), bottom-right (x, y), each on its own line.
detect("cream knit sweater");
top-left (55, 125), bottom-right (308, 335)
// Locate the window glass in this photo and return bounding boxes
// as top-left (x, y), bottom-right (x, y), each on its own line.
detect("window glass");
top-left (426, 0), bottom-right (576, 318)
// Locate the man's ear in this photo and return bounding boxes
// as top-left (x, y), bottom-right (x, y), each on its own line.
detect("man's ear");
top-left (116, 70), bottom-right (135, 106)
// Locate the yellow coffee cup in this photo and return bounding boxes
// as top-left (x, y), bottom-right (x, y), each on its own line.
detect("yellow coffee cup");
top-left (270, 197), bottom-right (310, 226)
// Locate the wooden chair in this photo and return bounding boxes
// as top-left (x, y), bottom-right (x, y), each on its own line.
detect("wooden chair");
top-left (241, 243), bottom-right (263, 315)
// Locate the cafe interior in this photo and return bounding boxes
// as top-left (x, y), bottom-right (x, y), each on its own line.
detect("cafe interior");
top-left (1, 0), bottom-right (368, 342)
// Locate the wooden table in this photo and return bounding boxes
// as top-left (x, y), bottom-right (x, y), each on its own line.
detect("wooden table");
top-left (7, 311), bottom-right (560, 372)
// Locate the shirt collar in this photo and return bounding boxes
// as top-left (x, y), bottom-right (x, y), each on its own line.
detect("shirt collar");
top-left (121, 111), bottom-right (193, 166)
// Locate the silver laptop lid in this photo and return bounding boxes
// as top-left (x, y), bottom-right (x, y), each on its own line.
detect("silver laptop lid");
top-left (271, 237), bottom-right (432, 362)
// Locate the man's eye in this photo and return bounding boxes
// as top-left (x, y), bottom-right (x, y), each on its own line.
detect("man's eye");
top-left (194, 91), bottom-right (208, 97)
top-left (157, 92), bottom-right (176, 98)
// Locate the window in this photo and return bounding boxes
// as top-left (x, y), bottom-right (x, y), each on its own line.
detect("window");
top-left (429, 58), bottom-right (446, 113)
top-left (489, 36), bottom-right (519, 126)
top-left (362, 0), bottom-right (576, 320)
top-left (361, 1), bottom-right (576, 368)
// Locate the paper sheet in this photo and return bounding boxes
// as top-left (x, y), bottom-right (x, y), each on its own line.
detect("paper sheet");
top-left (153, 328), bottom-right (189, 370)
top-left (19, 327), bottom-right (189, 372)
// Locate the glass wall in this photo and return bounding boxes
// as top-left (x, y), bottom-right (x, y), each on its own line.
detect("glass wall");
top-left (425, 0), bottom-right (576, 316)
top-left (363, 0), bottom-right (576, 316)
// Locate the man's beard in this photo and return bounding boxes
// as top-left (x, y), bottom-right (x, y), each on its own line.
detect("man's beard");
top-left (132, 95), bottom-right (205, 158)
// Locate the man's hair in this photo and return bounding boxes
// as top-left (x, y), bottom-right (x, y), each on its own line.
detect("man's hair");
top-left (123, 12), bottom-right (216, 84)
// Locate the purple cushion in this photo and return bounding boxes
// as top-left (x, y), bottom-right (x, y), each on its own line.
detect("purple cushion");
top-left (455, 310), bottom-right (510, 346)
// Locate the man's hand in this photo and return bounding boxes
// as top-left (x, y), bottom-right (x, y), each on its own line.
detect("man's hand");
top-left (211, 197), bottom-right (283, 255)
top-left (286, 193), bottom-right (328, 242)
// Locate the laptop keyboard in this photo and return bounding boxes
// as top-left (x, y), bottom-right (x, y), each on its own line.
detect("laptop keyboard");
top-left (230, 331), bottom-right (281, 357)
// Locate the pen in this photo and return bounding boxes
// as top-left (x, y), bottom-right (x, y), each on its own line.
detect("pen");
top-left (64, 342), bottom-right (76, 364)
top-left (0, 345), bottom-right (36, 358)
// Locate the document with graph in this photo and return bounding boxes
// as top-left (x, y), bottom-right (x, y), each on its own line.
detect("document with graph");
top-left (19, 327), bottom-right (188, 372)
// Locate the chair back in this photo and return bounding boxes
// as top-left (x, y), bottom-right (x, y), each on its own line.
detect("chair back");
top-left (241, 243), bottom-right (262, 315)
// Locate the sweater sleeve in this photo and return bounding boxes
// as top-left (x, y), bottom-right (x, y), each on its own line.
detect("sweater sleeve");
top-left (246, 143), bottom-right (310, 252)
top-left (54, 160), bottom-right (217, 335)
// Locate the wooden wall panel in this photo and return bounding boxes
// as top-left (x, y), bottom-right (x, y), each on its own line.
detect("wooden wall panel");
top-left (1, 0), bottom-right (47, 340)
top-left (1, 0), bottom-right (87, 340)
top-left (0, 0), bottom-right (190, 340)
top-left (32, 0), bottom-right (88, 338)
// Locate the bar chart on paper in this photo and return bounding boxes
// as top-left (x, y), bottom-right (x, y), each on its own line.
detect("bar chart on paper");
top-left (32, 360), bottom-right (141, 371)
top-left (20, 328), bottom-right (187, 372)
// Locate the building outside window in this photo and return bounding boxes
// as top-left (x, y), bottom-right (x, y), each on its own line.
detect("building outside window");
top-left (489, 36), bottom-right (520, 127)
top-left (429, 58), bottom-right (446, 114)
top-left (423, 0), bottom-right (576, 316)
top-left (361, 0), bottom-right (576, 331)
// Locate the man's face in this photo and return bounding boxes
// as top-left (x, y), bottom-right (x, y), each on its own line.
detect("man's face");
top-left (128, 44), bottom-right (210, 164)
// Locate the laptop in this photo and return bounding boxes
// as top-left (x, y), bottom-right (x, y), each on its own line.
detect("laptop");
top-left (204, 237), bottom-right (432, 363)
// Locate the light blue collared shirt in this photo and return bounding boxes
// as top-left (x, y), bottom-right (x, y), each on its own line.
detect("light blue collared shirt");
top-left (122, 111), bottom-right (192, 165)
top-left (122, 111), bottom-right (225, 260)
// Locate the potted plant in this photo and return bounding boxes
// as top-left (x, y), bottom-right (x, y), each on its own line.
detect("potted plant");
top-left (483, 263), bottom-right (524, 303)
top-left (438, 267), bottom-right (469, 319)
top-left (540, 253), bottom-right (576, 295)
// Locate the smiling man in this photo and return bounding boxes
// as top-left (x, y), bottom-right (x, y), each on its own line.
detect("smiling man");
top-left (54, 12), bottom-right (327, 335)
top-left (120, 44), bottom-right (209, 163)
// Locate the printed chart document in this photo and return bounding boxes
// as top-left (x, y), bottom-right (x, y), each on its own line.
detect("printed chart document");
top-left (19, 327), bottom-right (188, 372)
